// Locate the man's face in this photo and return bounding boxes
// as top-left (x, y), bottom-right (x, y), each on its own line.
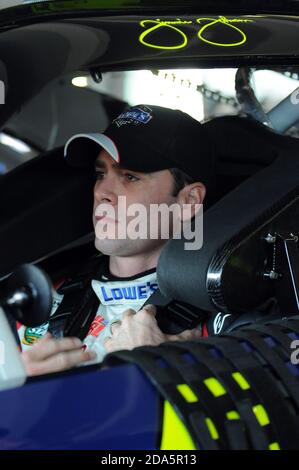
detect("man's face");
top-left (93, 149), bottom-right (177, 256)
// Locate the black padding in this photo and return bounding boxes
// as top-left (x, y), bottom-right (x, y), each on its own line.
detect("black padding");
top-left (0, 148), bottom-right (95, 278)
top-left (105, 316), bottom-right (299, 450)
top-left (203, 116), bottom-right (298, 207)
top-left (157, 117), bottom-right (299, 313)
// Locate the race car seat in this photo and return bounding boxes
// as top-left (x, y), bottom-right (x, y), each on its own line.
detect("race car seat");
top-left (156, 116), bottom-right (299, 322)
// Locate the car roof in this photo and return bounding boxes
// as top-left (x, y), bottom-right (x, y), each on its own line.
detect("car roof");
top-left (1, 8), bottom-right (299, 124)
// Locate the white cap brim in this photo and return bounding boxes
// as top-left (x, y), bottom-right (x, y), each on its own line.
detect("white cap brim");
top-left (64, 133), bottom-right (120, 164)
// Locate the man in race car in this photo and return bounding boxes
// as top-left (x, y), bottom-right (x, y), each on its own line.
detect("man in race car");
top-left (20, 104), bottom-right (214, 376)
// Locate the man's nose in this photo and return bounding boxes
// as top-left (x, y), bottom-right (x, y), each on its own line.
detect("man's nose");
top-left (94, 176), bottom-right (119, 205)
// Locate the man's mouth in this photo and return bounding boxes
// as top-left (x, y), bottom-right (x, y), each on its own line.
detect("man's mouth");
top-left (95, 215), bottom-right (118, 223)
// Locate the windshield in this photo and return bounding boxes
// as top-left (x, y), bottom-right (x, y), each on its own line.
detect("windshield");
top-left (1, 66), bottom-right (299, 175)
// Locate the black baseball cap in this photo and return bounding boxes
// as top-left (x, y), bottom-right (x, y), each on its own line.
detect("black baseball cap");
top-left (64, 104), bottom-right (215, 189)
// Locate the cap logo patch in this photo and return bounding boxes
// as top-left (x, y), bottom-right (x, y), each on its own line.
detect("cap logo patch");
top-left (113, 107), bottom-right (153, 128)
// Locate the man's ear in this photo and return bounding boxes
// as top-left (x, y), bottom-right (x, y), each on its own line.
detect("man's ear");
top-left (176, 182), bottom-right (206, 221)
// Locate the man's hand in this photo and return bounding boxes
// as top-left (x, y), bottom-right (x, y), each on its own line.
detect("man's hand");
top-left (104, 304), bottom-right (202, 354)
top-left (21, 333), bottom-right (96, 376)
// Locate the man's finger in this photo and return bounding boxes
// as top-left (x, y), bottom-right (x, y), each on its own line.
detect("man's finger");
top-left (40, 332), bottom-right (52, 341)
top-left (25, 348), bottom-right (96, 376)
top-left (142, 304), bottom-right (157, 315)
top-left (166, 328), bottom-right (202, 342)
top-left (110, 321), bottom-right (121, 335)
top-left (180, 329), bottom-right (202, 341)
top-left (103, 337), bottom-right (114, 352)
top-left (122, 308), bottom-right (136, 318)
top-left (23, 336), bottom-right (83, 362)
top-left (182, 328), bottom-right (202, 340)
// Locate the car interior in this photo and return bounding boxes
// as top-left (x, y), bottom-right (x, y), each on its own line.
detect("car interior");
top-left (0, 3), bottom-right (299, 450)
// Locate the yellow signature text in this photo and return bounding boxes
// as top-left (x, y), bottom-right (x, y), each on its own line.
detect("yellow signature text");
top-left (139, 16), bottom-right (255, 50)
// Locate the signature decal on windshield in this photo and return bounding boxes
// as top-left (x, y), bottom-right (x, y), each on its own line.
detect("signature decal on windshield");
top-left (139, 16), bottom-right (254, 50)
top-left (139, 19), bottom-right (190, 50)
top-left (197, 16), bottom-right (253, 47)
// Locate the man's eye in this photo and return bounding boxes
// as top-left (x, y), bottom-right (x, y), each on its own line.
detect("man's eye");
top-left (95, 171), bottom-right (105, 180)
top-left (125, 173), bottom-right (139, 182)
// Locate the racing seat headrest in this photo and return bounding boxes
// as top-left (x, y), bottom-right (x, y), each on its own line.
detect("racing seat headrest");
top-left (157, 117), bottom-right (299, 314)
top-left (203, 115), bottom-right (298, 207)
